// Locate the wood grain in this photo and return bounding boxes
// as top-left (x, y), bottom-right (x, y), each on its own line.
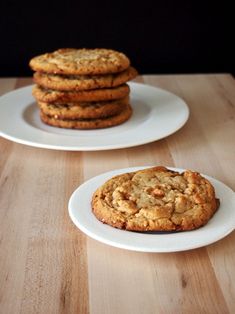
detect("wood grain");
top-left (0, 75), bottom-right (234, 314)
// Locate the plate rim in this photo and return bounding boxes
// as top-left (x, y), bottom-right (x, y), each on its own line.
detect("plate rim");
top-left (0, 82), bottom-right (189, 151)
top-left (68, 166), bottom-right (235, 253)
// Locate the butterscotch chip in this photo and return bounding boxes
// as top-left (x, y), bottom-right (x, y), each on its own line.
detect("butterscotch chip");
top-left (33, 67), bottom-right (138, 91)
top-left (92, 166), bottom-right (220, 231)
top-left (29, 48), bottom-right (130, 75)
top-left (40, 104), bottom-right (132, 129)
top-left (33, 84), bottom-right (130, 103)
top-left (38, 96), bottom-right (129, 119)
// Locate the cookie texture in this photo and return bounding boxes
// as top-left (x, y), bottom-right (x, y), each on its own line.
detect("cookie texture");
top-left (29, 48), bottom-right (130, 75)
top-left (30, 47), bottom-right (137, 130)
top-left (33, 67), bottom-right (138, 91)
top-left (92, 166), bottom-right (219, 231)
top-left (38, 96), bottom-right (129, 119)
top-left (33, 84), bottom-right (130, 103)
top-left (40, 104), bottom-right (132, 129)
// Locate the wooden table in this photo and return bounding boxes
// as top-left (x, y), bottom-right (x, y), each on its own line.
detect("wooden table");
top-left (0, 74), bottom-right (235, 314)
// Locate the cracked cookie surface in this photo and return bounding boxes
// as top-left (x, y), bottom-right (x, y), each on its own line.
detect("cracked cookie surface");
top-left (38, 96), bottom-right (129, 119)
top-left (92, 166), bottom-right (219, 231)
top-left (33, 67), bottom-right (137, 91)
top-left (29, 48), bottom-right (130, 75)
top-left (33, 84), bottom-right (130, 103)
top-left (40, 104), bottom-right (132, 129)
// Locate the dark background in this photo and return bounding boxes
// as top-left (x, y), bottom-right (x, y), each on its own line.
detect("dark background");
top-left (0, 0), bottom-right (234, 77)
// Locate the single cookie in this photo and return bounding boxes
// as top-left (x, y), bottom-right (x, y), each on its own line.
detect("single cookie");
top-left (29, 48), bottom-right (130, 75)
top-left (38, 96), bottom-right (129, 119)
top-left (33, 84), bottom-right (130, 103)
top-left (33, 66), bottom-right (138, 91)
top-left (92, 166), bottom-right (219, 231)
top-left (40, 104), bottom-right (132, 129)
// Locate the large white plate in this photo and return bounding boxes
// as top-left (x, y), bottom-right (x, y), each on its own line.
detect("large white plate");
top-left (0, 83), bottom-right (189, 151)
top-left (68, 167), bottom-right (235, 252)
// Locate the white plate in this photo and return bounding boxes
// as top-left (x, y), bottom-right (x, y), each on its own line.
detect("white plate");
top-left (68, 167), bottom-right (235, 252)
top-left (0, 83), bottom-right (189, 151)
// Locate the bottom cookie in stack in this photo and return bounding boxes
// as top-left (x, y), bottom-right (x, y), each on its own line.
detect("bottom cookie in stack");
top-left (38, 97), bottom-right (132, 129)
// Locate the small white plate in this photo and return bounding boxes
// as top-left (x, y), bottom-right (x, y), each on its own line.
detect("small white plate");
top-left (0, 83), bottom-right (189, 151)
top-left (68, 167), bottom-right (235, 252)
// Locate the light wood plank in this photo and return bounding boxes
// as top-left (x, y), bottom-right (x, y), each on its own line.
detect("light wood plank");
top-left (0, 147), bottom-right (89, 313)
top-left (0, 78), bottom-right (16, 95)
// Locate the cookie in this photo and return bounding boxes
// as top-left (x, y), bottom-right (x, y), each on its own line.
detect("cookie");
top-left (38, 96), bottom-right (129, 119)
top-left (40, 104), bottom-right (132, 129)
top-left (29, 48), bottom-right (130, 75)
top-left (33, 84), bottom-right (130, 103)
top-left (92, 166), bottom-right (219, 231)
top-left (33, 66), bottom-right (138, 91)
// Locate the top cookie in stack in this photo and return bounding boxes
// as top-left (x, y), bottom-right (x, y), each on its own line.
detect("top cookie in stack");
top-left (29, 48), bottom-right (138, 129)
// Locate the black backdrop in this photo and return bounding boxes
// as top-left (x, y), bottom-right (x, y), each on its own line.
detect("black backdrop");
top-left (0, 0), bottom-right (234, 76)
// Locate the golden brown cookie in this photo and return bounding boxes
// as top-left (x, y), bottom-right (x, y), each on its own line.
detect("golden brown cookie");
top-left (33, 66), bottom-right (138, 91)
top-left (92, 166), bottom-right (219, 231)
top-left (33, 84), bottom-right (130, 103)
top-left (38, 96), bottom-right (129, 119)
top-left (40, 104), bottom-right (132, 129)
top-left (29, 48), bottom-right (130, 75)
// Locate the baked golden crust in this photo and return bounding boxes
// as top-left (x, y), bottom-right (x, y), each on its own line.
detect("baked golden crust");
top-left (40, 104), bottom-right (132, 129)
top-left (38, 96), bottom-right (129, 119)
top-left (29, 48), bottom-right (130, 75)
top-left (33, 67), bottom-right (138, 91)
top-left (91, 166), bottom-right (220, 231)
top-left (33, 84), bottom-right (130, 103)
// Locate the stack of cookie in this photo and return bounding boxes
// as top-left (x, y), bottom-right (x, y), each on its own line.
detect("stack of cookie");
top-left (29, 48), bottom-right (138, 129)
